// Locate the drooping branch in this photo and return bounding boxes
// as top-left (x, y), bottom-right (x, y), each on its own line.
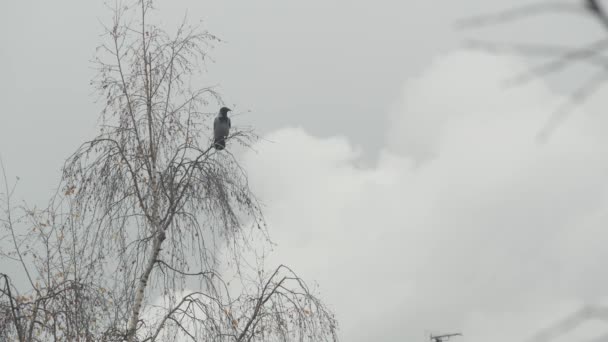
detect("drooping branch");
top-left (141, 265), bottom-right (338, 342)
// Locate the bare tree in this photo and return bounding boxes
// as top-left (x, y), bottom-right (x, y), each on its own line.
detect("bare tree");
top-left (0, 0), bottom-right (338, 341)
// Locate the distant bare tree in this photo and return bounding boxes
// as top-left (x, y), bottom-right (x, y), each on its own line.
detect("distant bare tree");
top-left (459, 0), bottom-right (608, 141)
top-left (0, 0), bottom-right (338, 341)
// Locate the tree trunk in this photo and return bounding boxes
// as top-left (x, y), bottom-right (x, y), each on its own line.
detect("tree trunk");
top-left (126, 224), bottom-right (165, 341)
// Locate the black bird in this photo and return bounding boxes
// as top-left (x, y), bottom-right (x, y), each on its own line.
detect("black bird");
top-left (213, 107), bottom-right (231, 150)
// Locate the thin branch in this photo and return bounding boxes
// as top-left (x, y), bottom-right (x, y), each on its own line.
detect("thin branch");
top-left (537, 69), bottom-right (608, 141)
top-left (456, 1), bottom-right (583, 29)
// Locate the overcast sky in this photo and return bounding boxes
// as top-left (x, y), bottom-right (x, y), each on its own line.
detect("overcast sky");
top-left (3, 1), bottom-right (608, 341)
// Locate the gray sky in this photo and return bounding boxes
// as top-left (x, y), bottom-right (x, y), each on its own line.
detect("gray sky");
top-left (3, 1), bottom-right (608, 341)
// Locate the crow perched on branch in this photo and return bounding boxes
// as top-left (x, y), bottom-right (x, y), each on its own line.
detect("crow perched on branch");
top-left (213, 107), bottom-right (231, 150)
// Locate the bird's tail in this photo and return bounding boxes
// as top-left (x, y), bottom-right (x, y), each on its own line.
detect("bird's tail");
top-left (214, 137), bottom-right (226, 150)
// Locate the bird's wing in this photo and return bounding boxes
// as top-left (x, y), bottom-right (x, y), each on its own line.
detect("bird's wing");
top-left (228, 117), bottom-right (231, 128)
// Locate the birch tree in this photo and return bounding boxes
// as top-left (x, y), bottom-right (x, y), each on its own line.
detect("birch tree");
top-left (1, 1), bottom-right (338, 341)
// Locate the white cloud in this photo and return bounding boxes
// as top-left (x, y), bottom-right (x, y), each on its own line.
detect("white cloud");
top-left (241, 50), bottom-right (608, 342)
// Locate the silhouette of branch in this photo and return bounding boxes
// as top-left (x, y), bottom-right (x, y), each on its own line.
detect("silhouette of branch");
top-left (456, 1), bottom-right (582, 29)
top-left (505, 38), bottom-right (608, 86)
top-left (461, 0), bottom-right (608, 140)
top-left (464, 40), bottom-right (608, 67)
top-left (525, 306), bottom-right (608, 342)
top-left (537, 69), bottom-right (608, 141)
